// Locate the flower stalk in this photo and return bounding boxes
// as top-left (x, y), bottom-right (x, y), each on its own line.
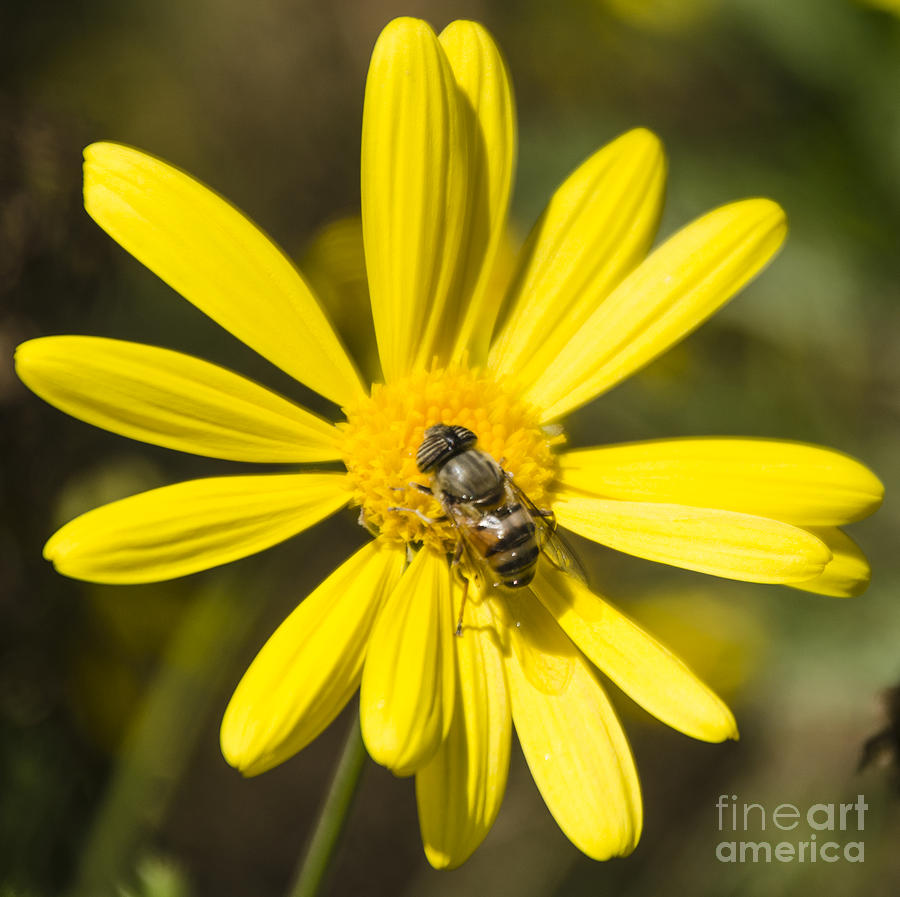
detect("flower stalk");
top-left (286, 711), bottom-right (368, 897)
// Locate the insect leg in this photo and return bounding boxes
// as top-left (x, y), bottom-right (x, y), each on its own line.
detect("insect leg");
top-left (391, 483), bottom-right (433, 495)
top-left (450, 540), bottom-right (479, 637)
top-left (455, 574), bottom-right (469, 638)
top-left (357, 508), bottom-right (380, 537)
top-left (387, 506), bottom-right (447, 525)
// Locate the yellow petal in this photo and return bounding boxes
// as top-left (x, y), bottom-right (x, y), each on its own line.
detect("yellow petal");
top-left (221, 541), bottom-right (405, 776)
top-left (488, 588), bottom-right (574, 695)
top-left (360, 548), bottom-right (455, 776)
top-left (361, 18), bottom-right (470, 381)
top-left (526, 198), bottom-right (787, 420)
top-left (533, 566), bottom-right (737, 742)
top-left (559, 438), bottom-right (883, 526)
top-left (623, 590), bottom-right (765, 699)
top-left (44, 473), bottom-right (348, 583)
top-left (488, 128), bottom-right (665, 387)
top-left (416, 595), bottom-right (511, 869)
top-left (554, 495), bottom-right (831, 583)
top-left (83, 142), bottom-right (363, 406)
top-left (790, 527), bottom-right (871, 597)
top-left (505, 597), bottom-right (642, 859)
top-left (439, 20), bottom-right (517, 367)
top-left (15, 336), bottom-right (341, 463)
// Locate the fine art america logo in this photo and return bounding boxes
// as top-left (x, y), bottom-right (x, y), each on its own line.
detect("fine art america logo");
top-left (715, 794), bottom-right (867, 864)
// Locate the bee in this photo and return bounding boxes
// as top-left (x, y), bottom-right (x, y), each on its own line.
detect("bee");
top-left (406, 423), bottom-right (583, 634)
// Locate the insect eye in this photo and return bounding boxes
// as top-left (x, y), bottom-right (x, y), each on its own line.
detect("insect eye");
top-left (448, 425), bottom-right (477, 448)
top-left (415, 423), bottom-right (479, 472)
top-left (416, 433), bottom-right (447, 472)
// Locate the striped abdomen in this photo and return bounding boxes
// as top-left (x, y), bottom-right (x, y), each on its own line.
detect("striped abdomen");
top-left (476, 497), bottom-right (539, 588)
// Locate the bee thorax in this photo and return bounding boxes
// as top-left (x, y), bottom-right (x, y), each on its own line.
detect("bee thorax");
top-left (434, 451), bottom-right (505, 504)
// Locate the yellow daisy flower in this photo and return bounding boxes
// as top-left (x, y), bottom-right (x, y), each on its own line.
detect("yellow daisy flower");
top-left (15, 17), bottom-right (882, 869)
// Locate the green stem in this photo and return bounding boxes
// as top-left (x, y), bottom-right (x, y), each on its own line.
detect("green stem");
top-left (286, 710), bottom-right (368, 897)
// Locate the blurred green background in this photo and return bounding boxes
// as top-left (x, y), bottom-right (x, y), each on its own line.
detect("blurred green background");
top-left (2, 0), bottom-right (899, 894)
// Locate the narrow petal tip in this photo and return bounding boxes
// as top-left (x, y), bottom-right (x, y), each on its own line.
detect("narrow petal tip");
top-left (807, 533), bottom-right (833, 575)
top-left (82, 141), bottom-right (137, 213)
top-left (13, 339), bottom-right (40, 393)
top-left (854, 469), bottom-right (886, 520)
top-left (791, 527), bottom-right (873, 598)
top-left (620, 125), bottom-right (664, 157)
top-left (615, 126), bottom-right (667, 189)
top-left (423, 844), bottom-right (453, 870)
top-left (219, 704), bottom-right (275, 778)
top-left (13, 338), bottom-right (35, 368)
top-left (42, 531), bottom-right (66, 564)
top-left (219, 711), bottom-right (253, 774)
top-left (732, 196), bottom-right (788, 242)
top-left (711, 706), bottom-right (740, 743)
top-left (376, 15), bottom-right (437, 46)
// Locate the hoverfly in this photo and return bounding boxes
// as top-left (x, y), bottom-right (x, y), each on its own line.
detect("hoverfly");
top-left (403, 423), bottom-right (583, 634)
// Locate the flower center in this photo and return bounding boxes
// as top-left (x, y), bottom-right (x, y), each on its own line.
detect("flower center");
top-left (340, 364), bottom-right (563, 553)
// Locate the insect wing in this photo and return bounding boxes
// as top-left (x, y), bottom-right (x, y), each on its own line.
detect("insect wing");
top-left (507, 479), bottom-right (588, 584)
top-left (535, 516), bottom-right (588, 584)
top-left (446, 505), bottom-right (493, 593)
